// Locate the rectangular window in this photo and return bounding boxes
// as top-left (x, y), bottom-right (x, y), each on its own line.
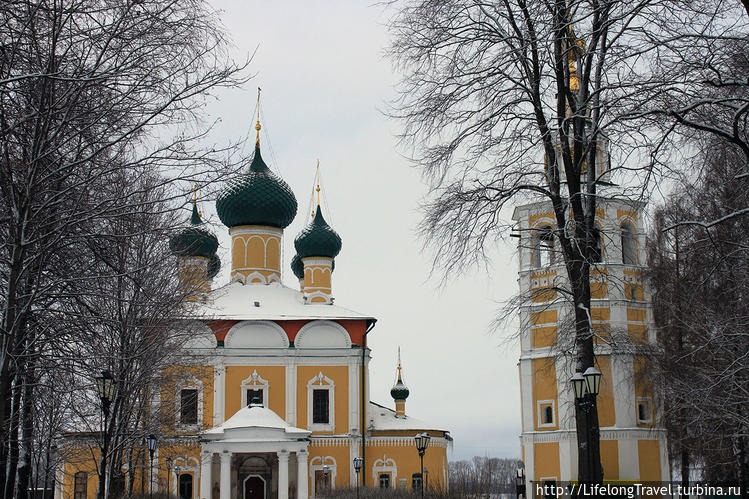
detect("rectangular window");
top-left (247, 389), bottom-right (263, 406)
top-left (537, 400), bottom-right (555, 428)
top-left (411, 473), bottom-right (423, 492)
top-left (180, 389), bottom-right (198, 425)
top-left (637, 398), bottom-right (652, 424)
top-left (312, 389), bottom-right (329, 424)
top-left (74, 472), bottom-right (87, 499)
top-left (379, 473), bottom-right (391, 489)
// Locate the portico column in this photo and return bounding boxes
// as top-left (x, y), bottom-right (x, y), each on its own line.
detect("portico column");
top-left (297, 449), bottom-right (309, 499)
top-left (220, 451), bottom-right (231, 499)
top-left (199, 451), bottom-right (212, 499)
top-left (278, 450), bottom-right (290, 499)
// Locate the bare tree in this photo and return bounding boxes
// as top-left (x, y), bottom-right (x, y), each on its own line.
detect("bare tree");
top-left (648, 139), bottom-right (749, 494)
top-left (0, 0), bottom-right (250, 496)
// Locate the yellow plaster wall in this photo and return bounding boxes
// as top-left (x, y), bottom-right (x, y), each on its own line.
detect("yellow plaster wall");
top-left (225, 366), bottom-right (286, 419)
top-left (532, 358), bottom-right (558, 430)
top-left (600, 440), bottom-right (619, 480)
top-left (532, 326), bottom-right (557, 348)
top-left (533, 442), bottom-right (560, 481)
top-left (63, 445), bottom-right (100, 499)
top-left (627, 308), bottom-right (648, 342)
top-left (297, 366), bottom-right (349, 434)
top-left (363, 440), bottom-right (448, 490)
top-left (591, 269), bottom-right (608, 299)
top-left (634, 357), bottom-right (655, 427)
top-left (596, 356), bottom-right (616, 428)
top-left (637, 440), bottom-right (661, 481)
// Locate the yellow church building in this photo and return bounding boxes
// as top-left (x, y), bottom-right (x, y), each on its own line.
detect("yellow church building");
top-left (513, 154), bottom-right (668, 486)
top-left (56, 121), bottom-right (451, 499)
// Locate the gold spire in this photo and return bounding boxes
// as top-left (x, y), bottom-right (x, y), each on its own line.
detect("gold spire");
top-left (316, 160), bottom-right (321, 207)
top-left (397, 346), bottom-right (403, 382)
top-left (255, 87), bottom-right (262, 146)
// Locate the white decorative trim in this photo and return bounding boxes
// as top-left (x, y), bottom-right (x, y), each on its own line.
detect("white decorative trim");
top-left (241, 370), bottom-right (270, 408)
top-left (372, 455), bottom-right (397, 488)
top-left (307, 372), bottom-right (335, 432)
top-left (296, 321), bottom-right (352, 349)
top-left (176, 376), bottom-right (204, 432)
top-left (310, 456), bottom-right (336, 497)
top-left (537, 399), bottom-right (556, 428)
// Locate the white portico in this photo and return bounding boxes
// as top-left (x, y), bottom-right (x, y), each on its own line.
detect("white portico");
top-left (200, 405), bottom-right (311, 499)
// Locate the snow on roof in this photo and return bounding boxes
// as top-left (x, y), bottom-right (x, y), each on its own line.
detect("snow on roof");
top-left (191, 281), bottom-right (374, 321)
top-left (204, 405), bottom-right (310, 436)
top-left (369, 402), bottom-right (449, 433)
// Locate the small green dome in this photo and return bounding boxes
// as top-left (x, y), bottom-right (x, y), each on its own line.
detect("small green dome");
top-left (216, 145), bottom-right (298, 229)
top-left (294, 206), bottom-right (342, 259)
top-left (207, 253), bottom-right (221, 278)
top-left (169, 204), bottom-right (218, 259)
top-left (291, 254), bottom-right (304, 279)
top-left (390, 379), bottom-right (410, 401)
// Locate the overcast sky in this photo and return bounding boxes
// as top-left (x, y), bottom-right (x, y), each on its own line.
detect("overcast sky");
top-left (198, 0), bottom-right (521, 460)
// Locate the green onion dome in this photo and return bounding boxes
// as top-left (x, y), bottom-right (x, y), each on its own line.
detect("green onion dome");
top-left (207, 253), bottom-right (221, 279)
top-left (291, 254), bottom-right (304, 280)
top-left (390, 379), bottom-right (410, 401)
top-left (169, 204), bottom-right (218, 259)
top-left (216, 145), bottom-right (298, 229)
top-left (294, 206), bottom-right (342, 259)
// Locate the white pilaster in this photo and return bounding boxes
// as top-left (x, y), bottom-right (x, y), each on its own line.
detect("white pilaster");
top-left (220, 451), bottom-right (231, 499)
top-left (297, 449), bottom-right (309, 499)
top-left (200, 451), bottom-right (212, 499)
top-left (278, 450), bottom-right (290, 499)
top-left (286, 361), bottom-right (297, 425)
top-left (348, 360), bottom-right (357, 431)
top-left (214, 363), bottom-right (226, 425)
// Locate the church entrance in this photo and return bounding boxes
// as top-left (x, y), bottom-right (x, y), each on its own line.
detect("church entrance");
top-left (243, 475), bottom-right (265, 499)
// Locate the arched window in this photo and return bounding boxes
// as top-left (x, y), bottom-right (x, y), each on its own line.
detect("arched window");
top-left (533, 226), bottom-right (555, 268)
top-left (178, 473), bottom-right (193, 499)
top-left (621, 222), bottom-right (637, 264)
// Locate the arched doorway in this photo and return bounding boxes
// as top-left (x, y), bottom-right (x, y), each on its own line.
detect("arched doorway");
top-left (178, 474), bottom-right (193, 499)
top-left (243, 475), bottom-right (265, 499)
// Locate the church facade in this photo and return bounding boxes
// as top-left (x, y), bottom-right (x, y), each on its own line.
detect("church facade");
top-left (57, 127), bottom-right (451, 499)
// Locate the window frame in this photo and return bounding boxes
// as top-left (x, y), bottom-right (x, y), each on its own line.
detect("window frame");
top-left (175, 376), bottom-right (203, 431)
top-left (636, 397), bottom-right (653, 425)
top-left (536, 399), bottom-right (556, 428)
top-left (241, 370), bottom-right (269, 408)
top-left (307, 372), bottom-right (335, 431)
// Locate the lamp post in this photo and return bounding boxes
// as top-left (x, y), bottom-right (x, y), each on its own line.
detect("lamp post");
top-left (146, 434), bottom-right (157, 499)
top-left (571, 367), bottom-right (603, 484)
top-left (95, 371), bottom-right (115, 499)
top-left (166, 457), bottom-right (172, 497)
top-left (353, 457), bottom-right (363, 499)
top-left (515, 468), bottom-right (525, 499)
top-left (175, 466), bottom-right (181, 497)
top-left (414, 433), bottom-right (431, 499)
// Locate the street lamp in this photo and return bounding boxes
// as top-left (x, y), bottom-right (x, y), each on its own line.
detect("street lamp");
top-left (353, 457), bottom-right (363, 498)
top-left (95, 371), bottom-right (115, 499)
top-left (166, 457), bottom-right (172, 496)
top-left (571, 367), bottom-right (603, 484)
top-left (146, 434), bottom-right (157, 499)
top-left (414, 433), bottom-right (431, 499)
top-left (323, 464), bottom-right (330, 491)
top-left (515, 468), bottom-right (525, 499)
